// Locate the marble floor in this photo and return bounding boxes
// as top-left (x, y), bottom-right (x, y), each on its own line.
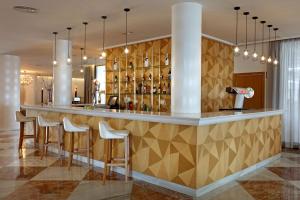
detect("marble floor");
top-left (1, 131), bottom-right (300, 200)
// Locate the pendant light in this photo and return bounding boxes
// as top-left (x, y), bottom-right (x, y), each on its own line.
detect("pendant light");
top-left (243, 12), bottom-right (250, 59)
top-left (52, 32), bottom-right (58, 65)
top-left (100, 16), bottom-right (107, 59)
top-left (67, 27), bottom-right (72, 64)
top-left (260, 21), bottom-right (266, 64)
top-left (124, 8), bottom-right (130, 54)
top-left (267, 24), bottom-right (273, 63)
top-left (82, 22), bottom-right (88, 60)
top-left (273, 28), bottom-right (279, 65)
top-left (252, 16), bottom-right (258, 61)
top-left (80, 47), bottom-right (84, 73)
top-left (233, 6), bottom-right (241, 56)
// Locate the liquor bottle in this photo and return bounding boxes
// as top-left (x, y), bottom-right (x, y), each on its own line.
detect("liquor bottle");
top-left (168, 69), bottom-right (171, 81)
top-left (144, 53), bottom-right (149, 67)
top-left (142, 73), bottom-right (145, 81)
top-left (165, 53), bottom-right (169, 66)
top-left (129, 61), bottom-right (134, 69)
top-left (146, 84), bottom-right (151, 94)
top-left (167, 83), bottom-right (171, 94)
top-left (114, 75), bottom-right (118, 82)
top-left (148, 73), bottom-right (152, 81)
top-left (153, 84), bottom-right (157, 94)
top-left (160, 72), bottom-right (164, 80)
top-left (113, 58), bottom-right (118, 71)
top-left (157, 84), bottom-right (161, 94)
top-left (126, 75), bottom-right (130, 82)
top-left (162, 83), bottom-right (167, 94)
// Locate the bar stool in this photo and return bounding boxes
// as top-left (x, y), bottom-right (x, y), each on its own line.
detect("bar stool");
top-left (62, 117), bottom-right (91, 170)
top-left (99, 121), bottom-right (130, 184)
top-left (15, 111), bottom-right (37, 150)
top-left (37, 115), bottom-right (63, 160)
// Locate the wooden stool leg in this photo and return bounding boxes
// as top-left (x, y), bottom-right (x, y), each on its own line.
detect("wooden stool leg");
top-left (57, 125), bottom-right (62, 158)
top-left (45, 127), bottom-right (49, 156)
top-left (33, 120), bottom-right (37, 147)
top-left (41, 127), bottom-right (46, 160)
top-left (68, 133), bottom-right (74, 170)
top-left (107, 140), bottom-right (112, 176)
top-left (19, 122), bottom-right (25, 150)
top-left (124, 136), bottom-right (129, 182)
top-left (87, 129), bottom-right (90, 168)
top-left (103, 139), bottom-right (109, 184)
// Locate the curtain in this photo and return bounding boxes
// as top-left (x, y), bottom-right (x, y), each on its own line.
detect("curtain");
top-left (279, 39), bottom-right (300, 148)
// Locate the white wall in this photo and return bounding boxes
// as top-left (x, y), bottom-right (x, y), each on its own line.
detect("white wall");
top-left (20, 75), bottom-right (84, 105)
top-left (234, 44), bottom-right (267, 73)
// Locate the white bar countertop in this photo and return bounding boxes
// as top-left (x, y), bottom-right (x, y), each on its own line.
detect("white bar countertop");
top-left (21, 104), bottom-right (283, 126)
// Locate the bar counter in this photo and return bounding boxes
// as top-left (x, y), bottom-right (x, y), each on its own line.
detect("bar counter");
top-left (21, 104), bottom-right (283, 197)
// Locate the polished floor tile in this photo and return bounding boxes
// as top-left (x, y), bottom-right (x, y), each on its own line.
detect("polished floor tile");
top-left (237, 168), bottom-right (284, 181)
top-left (268, 167), bottom-right (300, 180)
top-left (0, 180), bottom-right (27, 198)
top-left (8, 156), bottom-right (58, 167)
top-left (239, 180), bottom-right (300, 200)
top-left (83, 168), bottom-right (129, 181)
top-left (0, 166), bottom-right (46, 180)
top-left (3, 180), bottom-right (79, 200)
top-left (31, 167), bottom-right (89, 181)
top-left (67, 180), bottom-right (133, 200)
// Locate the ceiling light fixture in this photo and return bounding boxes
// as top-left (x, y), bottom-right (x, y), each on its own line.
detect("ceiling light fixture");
top-left (124, 8), bottom-right (130, 54)
top-left (82, 22), bottom-right (88, 61)
top-left (273, 28), bottom-right (279, 65)
top-left (233, 6), bottom-right (241, 56)
top-left (243, 12), bottom-right (250, 59)
top-left (67, 27), bottom-right (72, 64)
top-left (260, 21), bottom-right (266, 64)
top-left (13, 6), bottom-right (38, 14)
top-left (52, 32), bottom-right (58, 66)
top-left (267, 24), bottom-right (273, 63)
top-left (252, 16), bottom-right (258, 61)
top-left (100, 16), bottom-right (107, 59)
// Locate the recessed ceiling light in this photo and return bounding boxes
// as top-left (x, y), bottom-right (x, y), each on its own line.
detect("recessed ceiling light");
top-left (13, 6), bottom-right (38, 14)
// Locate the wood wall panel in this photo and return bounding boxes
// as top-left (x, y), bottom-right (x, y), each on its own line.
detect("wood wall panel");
top-left (105, 37), bottom-right (234, 113)
top-left (27, 109), bottom-right (281, 189)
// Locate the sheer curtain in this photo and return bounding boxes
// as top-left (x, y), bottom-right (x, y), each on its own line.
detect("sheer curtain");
top-left (279, 39), bottom-right (300, 148)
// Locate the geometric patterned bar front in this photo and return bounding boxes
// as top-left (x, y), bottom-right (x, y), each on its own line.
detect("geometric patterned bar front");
top-left (26, 109), bottom-right (281, 189)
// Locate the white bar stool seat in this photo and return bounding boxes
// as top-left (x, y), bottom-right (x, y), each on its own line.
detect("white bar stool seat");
top-left (99, 121), bottom-right (130, 184)
top-left (37, 115), bottom-right (63, 160)
top-left (63, 117), bottom-right (91, 170)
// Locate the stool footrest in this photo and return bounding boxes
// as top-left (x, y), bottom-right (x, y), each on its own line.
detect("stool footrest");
top-left (107, 163), bottom-right (126, 167)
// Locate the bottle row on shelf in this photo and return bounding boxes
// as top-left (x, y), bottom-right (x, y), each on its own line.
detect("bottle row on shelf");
top-left (108, 53), bottom-right (170, 71)
top-left (110, 82), bottom-right (171, 95)
top-left (108, 70), bottom-right (171, 83)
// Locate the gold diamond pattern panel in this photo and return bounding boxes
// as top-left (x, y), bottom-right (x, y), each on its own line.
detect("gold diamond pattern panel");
top-left (27, 109), bottom-right (281, 189)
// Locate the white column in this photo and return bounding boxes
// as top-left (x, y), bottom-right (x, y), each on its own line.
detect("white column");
top-left (0, 55), bottom-right (20, 130)
top-left (171, 2), bottom-right (202, 113)
top-left (53, 39), bottom-right (72, 106)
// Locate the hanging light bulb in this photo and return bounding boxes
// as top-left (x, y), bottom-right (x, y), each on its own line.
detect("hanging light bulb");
top-left (99, 16), bottom-right (107, 59)
top-left (82, 22), bottom-right (88, 60)
top-left (233, 6), bottom-right (240, 56)
top-left (267, 24), bottom-right (273, 63)
top-left (243, 12), bottom-right (250, 59)
top-left (66, 27), bottom-right (72, 64)
top-left (124, 8), bottom-right (130, 54)
top-left (260, 21), bottom-right (266, 64)
top-left (252, 16), bottom-right (258, 61)
top-left (52, 32), bottom-right (58, 65)
top-left (273, 28), bottom-right (279, 65)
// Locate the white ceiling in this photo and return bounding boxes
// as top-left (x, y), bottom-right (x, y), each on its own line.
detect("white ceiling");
top-left (1, 0), bottom-right (300, 76)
